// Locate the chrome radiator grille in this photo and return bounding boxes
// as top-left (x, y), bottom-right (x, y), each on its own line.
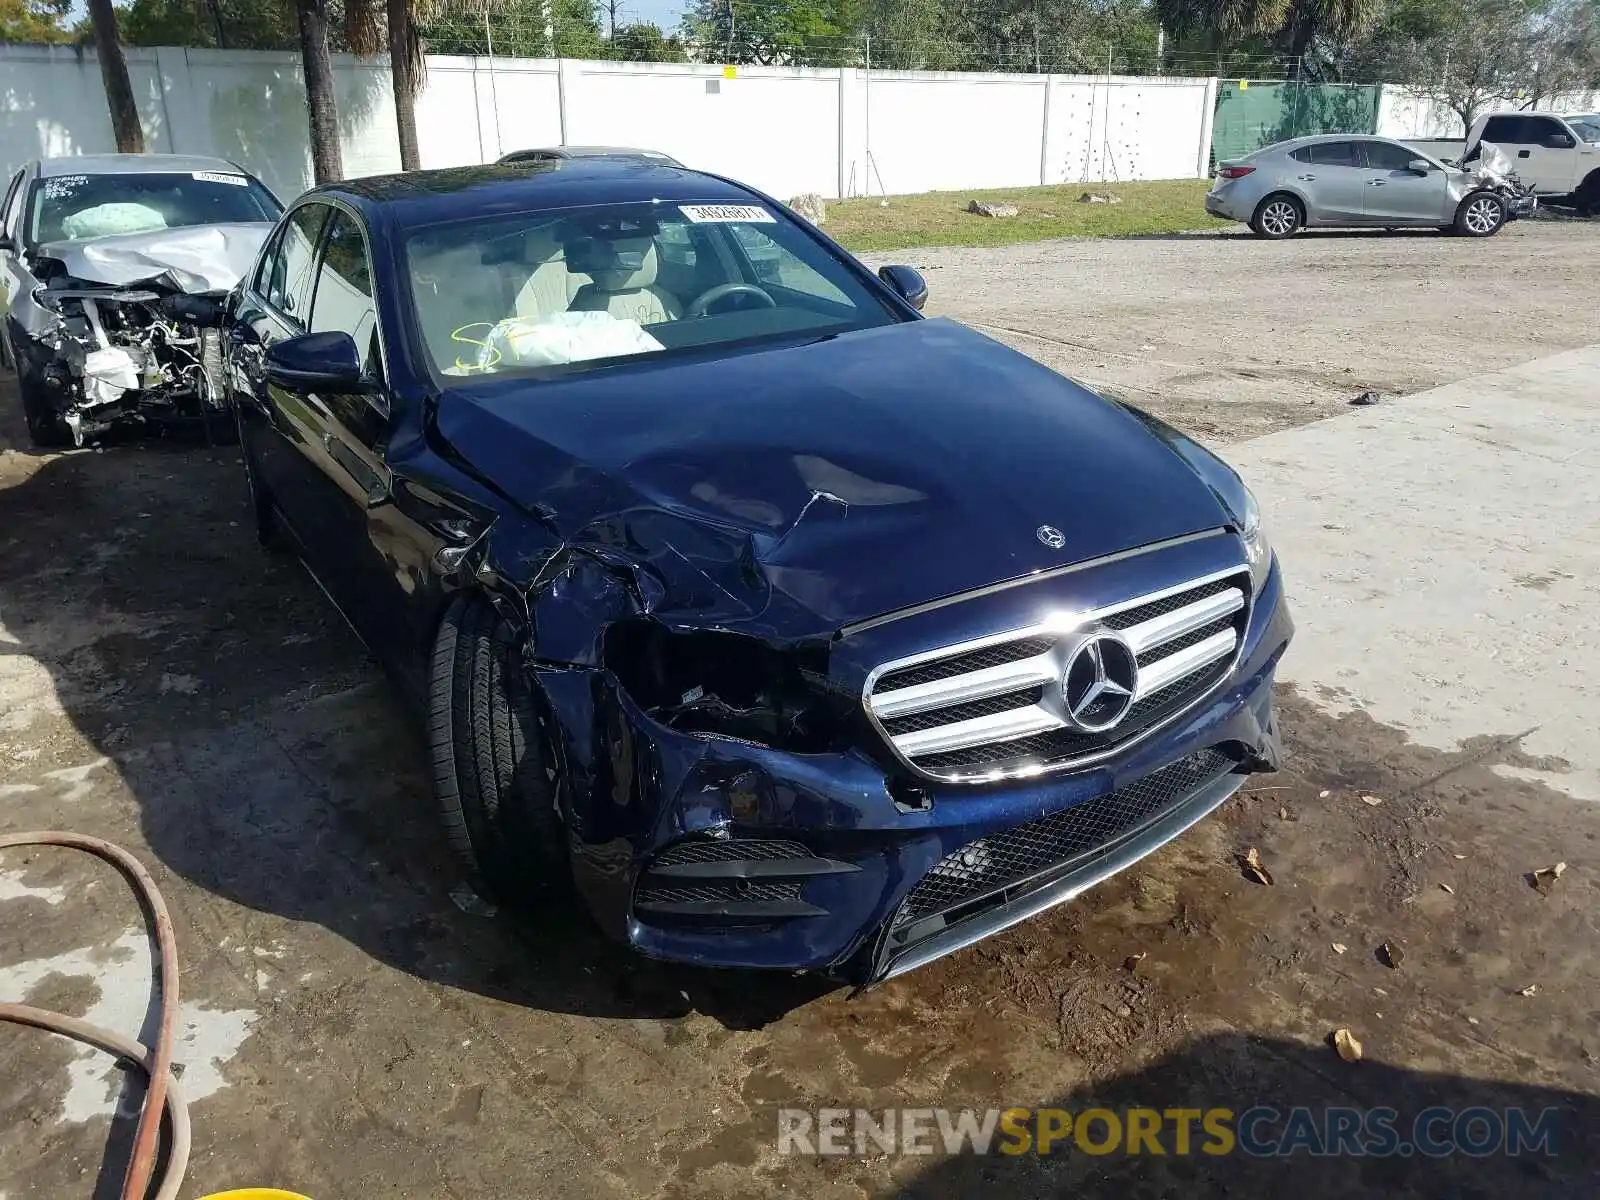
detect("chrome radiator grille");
top-left (864, 569), bottom-right (1250, 782)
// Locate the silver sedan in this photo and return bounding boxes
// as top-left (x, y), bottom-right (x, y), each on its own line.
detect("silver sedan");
top-left (1205, 134), bottom-right (1517, 239)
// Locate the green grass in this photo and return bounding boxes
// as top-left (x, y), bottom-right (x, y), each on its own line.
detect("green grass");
top-left (825, 179), bottom-right (1227, 253)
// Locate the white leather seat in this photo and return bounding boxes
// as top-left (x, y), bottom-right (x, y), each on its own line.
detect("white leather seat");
top-left (511, 225), bottom-right (589, 321)
top-left (568, 238), bottom-right (680, 326)
top-left (410, 244), bottom-right (509, 370)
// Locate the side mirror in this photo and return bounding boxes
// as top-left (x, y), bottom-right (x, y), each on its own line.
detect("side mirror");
top-left (0, 232), bottom-right (15, 253)
top-left (1407, 158), bottom-right (1433, 174)
top-left (878, 264), bottom-right (927, 311)
top-left (266, 330), bottom-right (363, 393)
top-left (1544, 133), bottom-right (1575, 149)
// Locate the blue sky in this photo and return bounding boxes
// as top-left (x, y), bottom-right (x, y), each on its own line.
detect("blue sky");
top-left (612, 0), bottom-right (688, 32)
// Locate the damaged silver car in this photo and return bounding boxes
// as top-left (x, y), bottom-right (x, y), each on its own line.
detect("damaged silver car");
top-left (1, 154), bottom-right (281, 447)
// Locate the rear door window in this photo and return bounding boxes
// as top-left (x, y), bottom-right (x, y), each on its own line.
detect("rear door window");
top-left (1481, 115), bottom-right (1530, 144)
top-left (1306, 141), bottom-right (1360, 166)
top-left (267, 203), bottom-right (329, 324)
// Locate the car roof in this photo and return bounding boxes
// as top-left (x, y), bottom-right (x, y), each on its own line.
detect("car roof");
top-left (36, 153), bottom-right (247, 178)
top-left (314, 159), bottom-right (756, 229)
top-left (536, 145), bottom-right (675, 159)
top-left (1278, 133), bottom-right (1395, 147)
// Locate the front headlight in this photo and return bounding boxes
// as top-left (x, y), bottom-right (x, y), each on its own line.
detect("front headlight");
top-left (1240, 487), bottom-right (1273, 593)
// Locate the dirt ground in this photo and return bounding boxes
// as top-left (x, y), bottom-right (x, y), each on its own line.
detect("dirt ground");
top-left (895, 217), bottom-right (1600, 441)
top-left (3, 225), bottom-right (1599, 1198)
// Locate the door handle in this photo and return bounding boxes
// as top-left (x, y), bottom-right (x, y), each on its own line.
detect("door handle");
top-left (1297, 174), bottom-right (1316, 181)
top-left (1517, 149), bottom-right (1531, 158)
top-left (1367, 179), bottom-right (1386, 186)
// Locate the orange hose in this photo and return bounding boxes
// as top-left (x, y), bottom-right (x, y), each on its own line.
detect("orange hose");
top-left (0, 1002), bottom-right (191, 1200)
top-left (0, 832), bottom-right (180, 1200)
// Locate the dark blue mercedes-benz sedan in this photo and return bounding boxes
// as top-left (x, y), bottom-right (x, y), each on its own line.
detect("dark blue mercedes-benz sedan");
top-left (223, 158), bottom-right (1292, 983)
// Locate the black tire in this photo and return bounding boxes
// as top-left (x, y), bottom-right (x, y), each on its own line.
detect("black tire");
top-left (1454, 191), bottom-right (1506, 237)
top-left (1250, 194), bottom-right (1302, 239)
top-left (429, 596), bottom-right (568, 904)
top-left (19, 369), bottom-right (71, 449)
top-left (1574, 170), bottom-right (1600, 218)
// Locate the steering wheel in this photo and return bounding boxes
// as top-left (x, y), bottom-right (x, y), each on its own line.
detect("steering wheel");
top-left (685, 282), bottom-right (777, 318)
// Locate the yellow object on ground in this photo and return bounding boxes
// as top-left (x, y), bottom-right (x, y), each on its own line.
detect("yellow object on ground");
top-left (197, 1192), bottom-right (313, 1200)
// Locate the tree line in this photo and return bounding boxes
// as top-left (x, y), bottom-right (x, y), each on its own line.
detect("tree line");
top-left (4, 0), bottom-right (1596, 179)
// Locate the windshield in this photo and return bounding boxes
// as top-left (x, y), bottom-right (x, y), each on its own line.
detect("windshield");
top-left (405, 199), bottom-right (899, 381)
top-left (27, 171), bottom-right (281, 245)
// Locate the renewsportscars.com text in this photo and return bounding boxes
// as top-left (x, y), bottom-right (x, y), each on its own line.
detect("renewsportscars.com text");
top-left (777, 1106), bottom-right (1560, 1158)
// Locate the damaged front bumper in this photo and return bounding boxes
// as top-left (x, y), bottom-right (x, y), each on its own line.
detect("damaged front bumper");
top-left (8, 280), bottom-right (229, 445)
top-left (5, 223), bottom-right (264, 445)
top-left (548, 550), bottom-right (1293, 985)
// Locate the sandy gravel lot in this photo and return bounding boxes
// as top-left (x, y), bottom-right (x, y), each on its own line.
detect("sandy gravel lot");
top-left (894, 219), bottom-right (1600, 441)
top-left (2, 223), bottom-right (1598, 1198)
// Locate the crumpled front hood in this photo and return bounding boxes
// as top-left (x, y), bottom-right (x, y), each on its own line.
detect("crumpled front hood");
top-left (34, 222), bottom-right (273, 293)
top-left (435, 319), bottom-right (1230, 631)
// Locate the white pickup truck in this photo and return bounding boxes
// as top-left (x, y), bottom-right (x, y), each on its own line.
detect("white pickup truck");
top-left (1464, 111), bottom-right (1600, 212)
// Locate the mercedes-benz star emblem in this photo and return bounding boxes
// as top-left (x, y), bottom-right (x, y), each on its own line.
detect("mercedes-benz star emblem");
top-left (1036, 525), bottom-right (1066, 549)
top-left (1061, 630), bottom-right (1140, 732)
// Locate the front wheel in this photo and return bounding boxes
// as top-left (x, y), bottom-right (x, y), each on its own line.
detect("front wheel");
top-left (429, 596), bottom-right (569, 905)
top-left (1454, 192), bottom-right (1506, 237)
top-left (19, 370), bottom-right (71, 449)
top-left (1251, 195), bottom-right (1302, 239)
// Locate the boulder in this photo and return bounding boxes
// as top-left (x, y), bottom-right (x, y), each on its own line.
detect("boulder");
top-left (788, 193), bottom-right (827, 224)
top-left (1077, 192), bottom-right (1124, 205)
top-left (967, 201), bottom-right (1018, 218)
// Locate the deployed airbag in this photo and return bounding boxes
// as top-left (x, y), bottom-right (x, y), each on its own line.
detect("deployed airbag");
top-left (60, 202), bottom-right (168, 241)
top-left (448, 311), bottom-right (663, 374)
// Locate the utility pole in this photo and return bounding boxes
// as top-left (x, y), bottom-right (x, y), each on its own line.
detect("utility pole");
top-left (606, 0), bottom-right (619, 39)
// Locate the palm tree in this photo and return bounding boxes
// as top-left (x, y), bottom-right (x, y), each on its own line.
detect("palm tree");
top-left (1154, 0), bottom-right (1382, 62)
top-left (295, 0), bottom-right (345, 182)
top-left (348, 0), bottom-right (537, 173)
top-left (344, 0), bottom-right (459, 173)
top-left (86, 0), bottom-right (145, 153)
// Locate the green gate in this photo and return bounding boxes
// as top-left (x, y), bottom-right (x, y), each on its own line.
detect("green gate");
top-left (1211, 82), bottom-right (1382, 165)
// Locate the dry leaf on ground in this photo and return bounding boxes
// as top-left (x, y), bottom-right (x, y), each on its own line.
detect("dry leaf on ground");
top-left (1530, 862), bottom-right (1568, 894)
top-left (1333, 1029), bottom-right (1363, 1062)
top-left (1240, 847), bottom-right (1274, 886)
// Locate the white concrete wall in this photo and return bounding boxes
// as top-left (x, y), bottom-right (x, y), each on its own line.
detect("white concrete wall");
top-left (1045, 75), bottom-right (1214, 185)
top-left (559, 60), bottom-right (841, 202)
top-left (1377, 85), bottom-right (1600, 139)
top-left (3, 42), bottom-right (1217, 204)
top-left (845, 70), bottom-right (1046, 195)
top-left (1, 43), bottom-right (396, 203)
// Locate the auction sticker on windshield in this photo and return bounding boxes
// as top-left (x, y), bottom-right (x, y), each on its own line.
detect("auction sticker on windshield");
top-left (192, 171), bottom-right (249, 186)
top-left (680, 204), bottom-right (775, 223)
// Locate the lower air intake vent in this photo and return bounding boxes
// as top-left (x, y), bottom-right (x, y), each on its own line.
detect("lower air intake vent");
top-left (634, 838), bottom-right (859, 924)
top-left (896, 747), bottom-right (1236, 926)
